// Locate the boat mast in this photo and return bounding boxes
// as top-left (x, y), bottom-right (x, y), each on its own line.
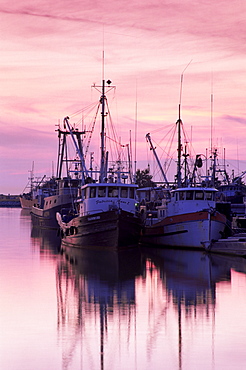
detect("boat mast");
top-left (30, 161), bottom-right (34, 194)
top-left (93, 79), bottom-right (114, 183)
top-left (100, 79), bottom-right (106, 182)
top-left (176, 104), bottom-right (182, 187)
top-left (177, 61), bottom-right (191, 188)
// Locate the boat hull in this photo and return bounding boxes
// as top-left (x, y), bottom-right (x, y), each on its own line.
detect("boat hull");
top-left (58, 209), bottom-right (142, 250)
top-left (140, 211), bottom-right (227, 249)
top-left (19, 196), bottom-right (36, 210)
top-left (31, 200), bottom-right (73, 229)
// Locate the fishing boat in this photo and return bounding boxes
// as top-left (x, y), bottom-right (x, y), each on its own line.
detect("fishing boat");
top-left (56, 79), bottom-right (142, 249)
top-left (30, 127), bottom-right (82, 229)
top-left (31, 177), bottom-right (80, 229)
top-left (140, 106), bottom-right (230, 249)
top-left (19, 163), bottom-right (47, 209)
top-left (140, 186), bottom-right (229, 249)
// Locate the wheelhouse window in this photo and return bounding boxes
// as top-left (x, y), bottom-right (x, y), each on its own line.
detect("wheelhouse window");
top-left (98, 187), bottom-right (106, 197)
top-left (129, 187), bottom-right (135, 199)
top-left (205, 192), bottom-right (213, 201)
top-left (186, 191), bottom-right (193, 200)
top-left (89, 187), bottom-right (96, 198)
top-left (179, 191), bottom-right (185, 200)
top-left (84, 188), bottom-right (89, 199)
top-left (195, 191), bottom-right (204, 200)
top-left (108, 187), bottom-right (118, 197)
top-left (120, 188), bottom-right (128, 198)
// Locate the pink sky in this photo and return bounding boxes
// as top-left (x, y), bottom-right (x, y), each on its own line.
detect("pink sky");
top-left (1, 0), bottom-right (246, 194)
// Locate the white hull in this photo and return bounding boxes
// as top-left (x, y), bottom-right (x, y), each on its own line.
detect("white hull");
top-left (141, 211), bottom-right (227, 249)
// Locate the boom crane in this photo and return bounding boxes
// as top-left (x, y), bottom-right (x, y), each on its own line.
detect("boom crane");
top-left (146, 133), bottom-right (170, 189)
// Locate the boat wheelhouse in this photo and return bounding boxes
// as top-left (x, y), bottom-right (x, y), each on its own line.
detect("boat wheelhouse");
top-left (77, 183), bottom-right (138, 216)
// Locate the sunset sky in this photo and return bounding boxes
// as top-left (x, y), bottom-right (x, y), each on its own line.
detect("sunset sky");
top-left (1, 0), bottom-right (246, 194)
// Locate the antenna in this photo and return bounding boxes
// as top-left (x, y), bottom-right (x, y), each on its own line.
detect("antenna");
top-left (134, 80), bottom-right (138, 176)
top-left (102, 50), bottom-right (105, 81)
top-left (177, 60), bottom-right (192, 187)
top-left (102, 25), bottom-right (105, 81)
top-left (210, 72), bottom-right (214, 154)
top-left (179, 59), bottom-right (192, 108)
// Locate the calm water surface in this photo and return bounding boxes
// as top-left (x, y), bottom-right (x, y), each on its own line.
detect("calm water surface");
top-left (1, 208), bottom-right (246, 370)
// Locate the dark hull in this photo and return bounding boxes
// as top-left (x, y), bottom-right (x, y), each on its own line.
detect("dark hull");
top-left (60, 210), bottom-right (142, 250)
top-left (31, 201), bottom-right (73, 229)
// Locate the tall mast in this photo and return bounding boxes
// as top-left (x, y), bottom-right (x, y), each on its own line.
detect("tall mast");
top-left (210, 93), bottom-right (213, 154)
top-left (100, 79), bottom-right (106, 182)
top-left (177, 104), bottom-right (182, 187)
top-left (177, 61), bottom-right (191, 188)
top-left (134, 82), bottom-right (138, 176)
top-left (93, 78), bottom-right (114, 183)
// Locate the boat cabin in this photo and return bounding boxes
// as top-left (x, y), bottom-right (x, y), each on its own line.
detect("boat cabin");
top-left (156, 187), bottom-right (218, 219)
top-left (77, 183), bottom-right (139, 216)
top-left (171, 188), bottom-right (217, 202)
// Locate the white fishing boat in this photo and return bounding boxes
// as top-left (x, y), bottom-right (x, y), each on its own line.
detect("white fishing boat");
top-left (140, 105), bottom-right (230, 249)
top-left (56, 79), bottom-right (142, 249)
top-left (140, 186), bottom-right (229, 249)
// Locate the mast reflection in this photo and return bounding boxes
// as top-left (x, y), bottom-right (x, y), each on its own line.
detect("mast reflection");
top-left (56, 246), bottom-right (143, 370)
top-left (140, 247), bottom-right (234, 370)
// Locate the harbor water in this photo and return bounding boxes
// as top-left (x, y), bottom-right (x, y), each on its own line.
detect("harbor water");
top-left (1, 208), bottom-right (246, 370)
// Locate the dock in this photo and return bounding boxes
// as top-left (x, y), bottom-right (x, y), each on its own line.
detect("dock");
top-left (0, 194), bottom-right (21, 207)
top-left (209, 233), bottom-right (246, 257)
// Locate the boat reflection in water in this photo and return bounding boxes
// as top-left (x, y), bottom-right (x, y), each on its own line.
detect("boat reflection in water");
top-left (141, 247), bottom-right (230, 303)
top-left (56, 246), bottom-right (143, 370)
top-left (30, 226), bottom-right (61, 256)
top-left (141, 246), bottom-right (246, 370)
top-left (54, 242), bottom-right (246, 370)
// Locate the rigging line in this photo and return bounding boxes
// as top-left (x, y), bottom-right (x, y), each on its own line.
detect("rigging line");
top-left (163, 127), bottom-right (177, 172)
top-left (107, 111), bottom-right (118, 145)
top-left (84, 102), bottom-right (101, 159)
top-left (69, 101), bottom-right (99, 118)
top-left (150, 139), bottom-right (172, 162)
top-left (105, 100), bottom-right (121, 155)
top-left (151, 122), bottom-right (174, 135)
top-left (148, 123), bottom-right (176, 153)
top-left (180, 123), bottom-right (198, 162)
top-left (155, 123), bottom-right (177, 166)
top-left (105, 135), bottom-right (122, 146)
top-left (157, 124), bottom-right (177, 149)
top-left (165, 155), bottom-right (174, 174)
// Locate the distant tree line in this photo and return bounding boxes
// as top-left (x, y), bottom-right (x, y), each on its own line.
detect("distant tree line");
top-left (135, 168), bottom-right (155, 188)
